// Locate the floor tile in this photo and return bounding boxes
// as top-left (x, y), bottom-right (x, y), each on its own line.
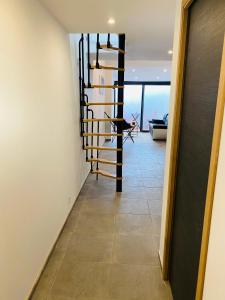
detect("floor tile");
top-left (115, 198), bottom-right (150, 215)
top-left (79, 198), bottom-right (117, 215)
top-left (48, 295), bottom-right (73, 300)
top-left (144, 187), bottom-right (163, 201)
top-left (123, 177), bottom-right (144, 187)
top-left (153, 234), bottom-right (160, 250)
top-left (115, 214), bottom-right (153, 235)
top-left (54, 229), bottom-right (73, 253)
top-left (108, 264), bottom-right (152, 300)
top-left (31, 247), bottom-right (66, 300)
top-left (114, 234), bottom-right (159, 265)
top-left (148, 199), bottom-right (163, 215)
top-left (75, 212), bottom-right (115, 234)
top-left (142, 177), bottom-right (164, 188)
top-left (32, 134), bottom-right (169, 300)
top-left (63, 233), bottom-right (114, 263)
top-left (152, 215), bottom-right (162, 235)
top-left (108, 264), bottom-right (172, 300)
top-left (148, 267), bottom-right (173, 300)
top-left (50, 262), bottom-right (110, 299)
top-left (140, 169), bottom-right (164, 178)
top-left (63, 209), bottom-right (80, 232)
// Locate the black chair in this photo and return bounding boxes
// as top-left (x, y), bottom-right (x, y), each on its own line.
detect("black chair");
top-left (131, 113), bottom-right (141, 134)
top-left (104, 112), bottom-right (135, 143)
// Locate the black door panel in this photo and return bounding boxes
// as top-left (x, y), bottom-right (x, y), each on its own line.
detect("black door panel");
top-left (169, 0), bottom-right (225, 299)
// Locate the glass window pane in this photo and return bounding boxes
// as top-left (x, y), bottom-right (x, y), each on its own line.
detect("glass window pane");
top-left (124, 85), bottom-right (142, 125)
top-left (143, 85), bottom-right (170, 131)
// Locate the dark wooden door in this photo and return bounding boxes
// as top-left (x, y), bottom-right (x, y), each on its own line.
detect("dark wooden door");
top-left (169, 0), bottom-right (225, 299)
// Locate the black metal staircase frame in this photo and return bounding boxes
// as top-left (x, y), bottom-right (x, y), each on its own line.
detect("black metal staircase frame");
top-left (78, 33), bottom-right (125, 192)
top-left (116, 34), bottom-right (125, 192)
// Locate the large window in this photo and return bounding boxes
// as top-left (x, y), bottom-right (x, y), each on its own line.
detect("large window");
top-left (122, 82), bottom-right (170, 131)
top-left (142, 85), bottom-right (170, 131)
top-left (124, 85), bottom-right (142, 125)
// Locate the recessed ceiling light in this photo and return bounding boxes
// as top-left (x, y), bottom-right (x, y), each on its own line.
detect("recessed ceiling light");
top-left (132, 69), bottom-right (136, 72)
top-left (108, 18), bottom-right (115, 25)
top-left (135, 76), bottom-right (139, 80)
top-left (156, 76), bottom-right (160, 80)
top-left (163, 69), bottom-right (168, 73)
top-left (168, 49), bottom-right (173, 55)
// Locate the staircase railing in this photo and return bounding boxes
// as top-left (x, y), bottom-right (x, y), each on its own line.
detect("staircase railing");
top-left (78, 33), bottom-right (125, 192)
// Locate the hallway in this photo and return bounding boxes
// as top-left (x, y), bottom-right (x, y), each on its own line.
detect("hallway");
top-left (32, 133), bottom-right (172, 300)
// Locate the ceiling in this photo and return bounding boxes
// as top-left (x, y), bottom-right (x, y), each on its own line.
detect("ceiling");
top-left (39, 0), bottom-right (176, 60)
top-left (123, 61), bottom-right (172, 82)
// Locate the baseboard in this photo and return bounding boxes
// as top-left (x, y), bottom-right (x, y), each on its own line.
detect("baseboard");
top-left (158, 250), bottom-right (163, 272)
top-left (158, 251), bottom-right (173, 299)
top-left (28, 173), bottom-right (89, 299)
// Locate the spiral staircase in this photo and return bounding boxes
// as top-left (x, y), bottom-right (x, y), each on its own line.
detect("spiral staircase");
top-left (79, 33), bottom-right (125, 192)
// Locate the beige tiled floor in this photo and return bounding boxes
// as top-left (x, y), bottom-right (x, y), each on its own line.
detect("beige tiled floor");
top-left (31, 133), bottom-right (172, 300)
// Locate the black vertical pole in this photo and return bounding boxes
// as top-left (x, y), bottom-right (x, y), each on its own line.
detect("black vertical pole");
top-left (85, 94), bottom-right (89, 160)
top-left (79, 35), bottom-right (85, 149)
top-left (96, 33), bottom-right (100, 68)
top-left (78, 37), bottom-right (82, 124)
top-left (96, 121), bottom-right (100, 180)
top-left (81, 34), bottom-right (85, 88)
top-left (87, 33), bottom-right (91, 88)
top-left (107, 33), bottom-right (111, 47)
top-left (140, 85), bottom-right (145, 132)
top-left (116, 34), bottom-right (125, 192)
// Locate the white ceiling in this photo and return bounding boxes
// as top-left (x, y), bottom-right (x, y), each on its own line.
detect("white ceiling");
top-left (123, 61), bottom-right (172, 82)
top-left (39, 0), bottom-right (176, 60)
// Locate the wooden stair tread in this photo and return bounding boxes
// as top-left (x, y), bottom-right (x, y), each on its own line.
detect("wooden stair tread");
top-left (86, 102), bottom-right (123, 106)
top-left (83, 133), bottom-right (123, 137)
top-left (99, 44), bottom-right (126, 54)
top-left (91, 169), bottom-right (122, 180)
top-left (90, 85), bottom-right (124, 89)
top-left (83, 118), bottom-right (124, 122)
top-left (88, 158), bottom-right (122, 166)
top-left (90, 65), bottom-right (125, 72)
top-left (84, 146), bottom-right (122, 151)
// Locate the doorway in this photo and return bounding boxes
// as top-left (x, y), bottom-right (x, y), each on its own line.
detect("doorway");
top-left (166, 0), bottom-right (225, 299)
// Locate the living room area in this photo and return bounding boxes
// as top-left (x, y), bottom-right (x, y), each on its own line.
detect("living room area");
top-left (121, 62), bottom-right (171, 142)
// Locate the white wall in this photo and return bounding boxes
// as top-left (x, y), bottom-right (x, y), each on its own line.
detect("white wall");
top-left (202, 105), bottom-right (225, 299)
top-left (103, 68), bottom-right (114, 136)
top-left (159, 0), bottom-right (181, 264)
top-left (87, 60), bottom-right (114, 148)
top-left (0, 1), bottom-right (89, 299)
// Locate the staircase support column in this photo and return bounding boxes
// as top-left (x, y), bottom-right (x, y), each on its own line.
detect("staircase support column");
top-left (116, 34), bottom-right (125, 192)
